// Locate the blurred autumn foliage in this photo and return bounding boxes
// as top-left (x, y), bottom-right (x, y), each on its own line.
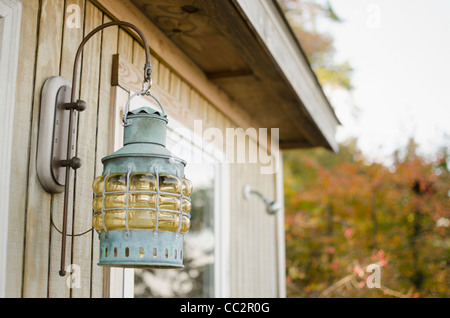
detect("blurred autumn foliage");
top-left (284, 139), bottom-right (450, 297)
top-left (279, 0), bottom-right (449, 297)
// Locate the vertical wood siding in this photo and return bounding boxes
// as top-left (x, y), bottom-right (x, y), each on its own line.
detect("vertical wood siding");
top-left (229, 163), bottom-right (279, 297)
top-left (6, 0), bottom-right (119, 297)
top-left (7, 0), bottom-right (282, 298)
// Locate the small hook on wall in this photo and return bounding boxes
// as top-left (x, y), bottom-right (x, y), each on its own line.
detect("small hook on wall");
top-left (243, 185), bottom-right (281, 215)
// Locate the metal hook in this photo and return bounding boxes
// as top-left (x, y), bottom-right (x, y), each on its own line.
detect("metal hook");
top-left (243, 185), bottom-right (281, 215)
top-left (122, 85), bottom-right (166, 126)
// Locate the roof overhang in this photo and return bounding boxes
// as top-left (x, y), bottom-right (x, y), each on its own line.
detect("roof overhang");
top-left (130, 0), bottom-right (340, 151)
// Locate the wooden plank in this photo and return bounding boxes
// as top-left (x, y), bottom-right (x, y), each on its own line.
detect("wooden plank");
top-left (248, 164), bottom-right (257, 297)
top-left (189, 88), bottom-right (200, 115)
top-left (205, 102), bottom-right (215, 126)
top-left (150, 53), bottom-right (160, 86)
top-left (158, 62), bottom-right (171, 92)
top-left (132, 39), bottom-right (156, 93)
top-left (107, 86), bottom-right (122, 156)
top-left (198, 96), bottom-right (208, 125)
top-left (91, 12), bottom-right (118, 298)
top-left (133, 40), bottom-right (167, 102)
top-left (112, 54), bottom-right (181, 117)
top-left (265, 171), bottom-right (278, 296)
top-left (169, 71), bottom-right (181, 101)
top-left (60, 0), bottom-right (85, 80)
top-left (132, 0), bottom-right (251, 75)
top-left (214, 162), bottom-right (231, 297)
top-left (107, 86), bottom-right (129, 297)
top-left (264, 169), bottom-right (278, 297)
top-left (229, 162), bottom-right (239, 296)
top-left (71, 1), bottom-right (103, 298)
top-left (231, 163), bottom-right (247, 297)
top-left (245, 164), bottom-right (255, 297)
top-left (132, 39), bottom-right (145, 70)
top-left (22, 0), bottom-right (65, 298)
top-left (274, 150), bottom-right (286, 297)
top-left (179, 79), bottom-right (191, 109)
top-left (6, 0), bottom-right (39, 298)
top-left (111, 54), bottom-right (141, 91)
top-left (47, 0), bottom-right (85, 298)
top-left (118, 27), bottom-right (134, 63)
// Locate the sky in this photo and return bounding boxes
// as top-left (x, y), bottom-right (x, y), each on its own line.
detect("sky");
top-left (317, 0), bottom-right (450, 164)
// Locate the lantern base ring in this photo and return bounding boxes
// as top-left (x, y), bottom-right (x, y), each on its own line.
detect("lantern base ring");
top-left (98, 230), bottom-right (184, 268)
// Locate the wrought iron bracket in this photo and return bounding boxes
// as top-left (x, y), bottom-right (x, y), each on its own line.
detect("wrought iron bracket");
top-left (37, 21), bottom-right (153, 277)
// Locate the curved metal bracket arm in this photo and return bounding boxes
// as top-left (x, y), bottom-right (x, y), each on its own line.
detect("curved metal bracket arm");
top-left (57, 21), bottom-right (153, 277)
top-left (70, 21), bottom-right (152, 105)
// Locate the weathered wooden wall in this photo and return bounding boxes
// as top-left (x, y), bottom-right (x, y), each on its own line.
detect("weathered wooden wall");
top-left (229, 163), bottom-right (280, 297)
top-left (7, 0), bottom-right (283, 298)
top-left (7, 0), bottom-right (115, 298)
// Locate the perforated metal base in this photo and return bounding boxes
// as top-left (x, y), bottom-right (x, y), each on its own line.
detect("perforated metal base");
top-left (98, 230), bottom-right (184, 268)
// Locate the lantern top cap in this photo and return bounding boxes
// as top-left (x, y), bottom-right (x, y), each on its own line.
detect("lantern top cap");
top-left (128, 106), bottom-right (167, 121)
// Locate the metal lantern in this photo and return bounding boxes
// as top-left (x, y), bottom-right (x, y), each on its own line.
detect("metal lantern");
top-left (36, 20), bottom-right (193, 275)
top-left (92, 106), bottom-right (192, 268)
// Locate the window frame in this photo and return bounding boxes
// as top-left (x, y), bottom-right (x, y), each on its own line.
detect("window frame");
top-left (0, 0), bottom-right (22, 298)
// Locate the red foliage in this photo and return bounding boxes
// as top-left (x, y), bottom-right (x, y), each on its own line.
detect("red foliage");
top-left (284, 139), bottom-right (450, 297)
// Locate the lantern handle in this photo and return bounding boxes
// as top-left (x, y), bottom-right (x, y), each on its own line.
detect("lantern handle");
top-left (122, 83), bottom-right (166, 126)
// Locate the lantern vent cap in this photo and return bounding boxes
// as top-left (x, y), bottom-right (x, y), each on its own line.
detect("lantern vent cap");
top-left (127, 106), bottom-right (167, 122)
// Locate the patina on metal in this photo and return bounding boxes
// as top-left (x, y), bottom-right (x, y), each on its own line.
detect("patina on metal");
top-left (97, 106), bottom-right (188, 268)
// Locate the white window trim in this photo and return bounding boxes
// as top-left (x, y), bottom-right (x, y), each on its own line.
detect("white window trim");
top-left (214, 162), bottom-right (230, 297)
top-left (0, 0), bottom-right (21, 298)
top-left (108, 91), bottom-right (229, 298)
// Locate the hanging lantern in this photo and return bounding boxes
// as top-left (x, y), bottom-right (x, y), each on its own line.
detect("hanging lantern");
top-left (36, 20), bottom-right (193, 275)
top-left (92, 106), bottom-right (193, 268)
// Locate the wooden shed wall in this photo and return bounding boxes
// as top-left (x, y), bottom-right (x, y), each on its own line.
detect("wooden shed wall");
top-left (7, 0), bottom-right (283, 298)
top-left (229, 163), bottom-right (280, 297)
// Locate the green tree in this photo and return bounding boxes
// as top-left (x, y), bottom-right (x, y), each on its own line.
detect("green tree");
top-left (277, 0), bottom-right (353, 89)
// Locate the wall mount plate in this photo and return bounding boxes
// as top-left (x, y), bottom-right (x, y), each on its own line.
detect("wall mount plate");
top-left (37, 76), bottom-right (76, 194)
